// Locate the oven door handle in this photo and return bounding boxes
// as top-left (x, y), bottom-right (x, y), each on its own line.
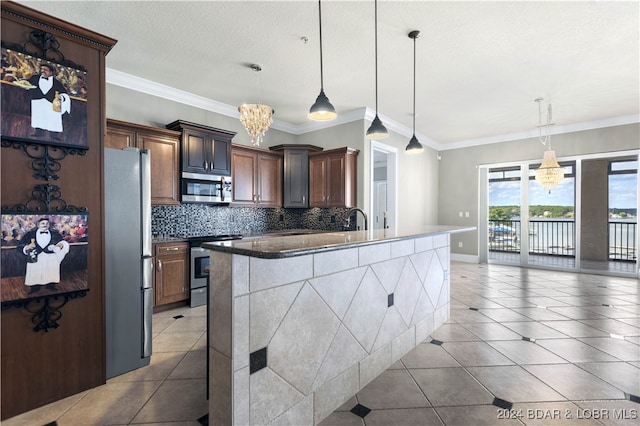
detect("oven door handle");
top-left (191, 247), bottom-right (209, 254)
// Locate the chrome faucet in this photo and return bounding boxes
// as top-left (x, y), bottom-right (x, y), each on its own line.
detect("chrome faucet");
top-left (344, 207), bottom-right (368, 231)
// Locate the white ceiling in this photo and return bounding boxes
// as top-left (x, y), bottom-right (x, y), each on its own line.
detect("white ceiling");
top-left (17, 0), bottom-right (640, 150)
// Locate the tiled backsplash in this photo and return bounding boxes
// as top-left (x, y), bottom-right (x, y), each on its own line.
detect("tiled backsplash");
top-left (152, 204), bottom-right (356, 238)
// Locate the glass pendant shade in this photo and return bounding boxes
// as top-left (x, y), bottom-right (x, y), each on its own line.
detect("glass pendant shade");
top-left (405, 134), bottom-right (423, 153)
top-left (308, 89), bottom-right (337, 121)
top-left (238, 103), bottom-right (274, 146)
top-left (535, 148), bottom-right (564, 191)
top-left (366, 114), bottom-right (388, 139)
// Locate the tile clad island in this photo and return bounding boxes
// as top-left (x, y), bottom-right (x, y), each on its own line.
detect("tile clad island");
top-left (202, 226), bottom-right (474, 425)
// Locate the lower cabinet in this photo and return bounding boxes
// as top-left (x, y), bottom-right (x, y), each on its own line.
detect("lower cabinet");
top-left (153, 242), bottom-right (189, 307)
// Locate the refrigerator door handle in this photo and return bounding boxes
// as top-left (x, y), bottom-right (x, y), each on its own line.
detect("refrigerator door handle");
top-left (140, 149), bottom-right (152, 258)
top-left (142, 256), bottom-right (153, 358)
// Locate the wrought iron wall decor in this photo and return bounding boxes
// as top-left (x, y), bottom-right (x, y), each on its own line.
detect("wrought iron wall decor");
top-left (1, 29), bottom-right (89, 150)
top-left (1, 30), bottom-right (90, 332)
top-left (1, 211), bottom-right (90, 333)
top-left (1, 287), bottom-right (88, 333)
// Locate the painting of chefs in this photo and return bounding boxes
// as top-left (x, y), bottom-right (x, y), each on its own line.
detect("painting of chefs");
top-left (27, 63), bottom-right (70, 141)
top-left (17, 217), bottom-right (70, 293)
top-left (1, 48), bottom-right (88, 149)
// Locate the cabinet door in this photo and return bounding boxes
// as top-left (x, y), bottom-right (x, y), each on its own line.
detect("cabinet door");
top-left (326, 154), bottom-right (346, 207)
top-left (182, 129), bottom-right (209, 174)
top-left (105, 126), bottom-right (136, 150)
top-left (257, 153), bottom-right (282, 207)
top-left (309, 156), bottom-right (327, 207)
top-left (138, 133), bottom-right (180, 205)
top-left (232, 149), bottom-right (257, 204)
top-left (155, 252), bottom-right (189, 305)
top-left (211, 138), bottom-right (232, 176)
top-left (283, 150), bottom-right (309, 208)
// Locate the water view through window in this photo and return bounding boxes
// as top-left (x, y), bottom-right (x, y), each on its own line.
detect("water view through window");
top-left (488, 159), bottom-right (637, 273)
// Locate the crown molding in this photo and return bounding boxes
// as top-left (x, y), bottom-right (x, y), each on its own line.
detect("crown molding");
top-left (106, 68), bottom-right (638, 151)
top-left (440, 114), bottom-right (640, 151)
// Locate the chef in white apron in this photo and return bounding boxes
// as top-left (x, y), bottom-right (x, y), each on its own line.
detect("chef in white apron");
top-left (27, 63), bottom-right (71, 139)
top-left (19, 217), bottom-right (70, 291)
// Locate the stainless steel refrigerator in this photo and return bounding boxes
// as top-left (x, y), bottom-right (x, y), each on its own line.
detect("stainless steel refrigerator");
top-left (105, 147), bottom-right (153, 379)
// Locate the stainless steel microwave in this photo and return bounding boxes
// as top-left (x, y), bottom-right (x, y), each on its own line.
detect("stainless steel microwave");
top-left (181, 172), bottom-right (232, 204)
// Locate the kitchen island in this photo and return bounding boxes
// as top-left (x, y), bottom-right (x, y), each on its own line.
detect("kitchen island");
top-left (203, 225), bottom-right (474, 425)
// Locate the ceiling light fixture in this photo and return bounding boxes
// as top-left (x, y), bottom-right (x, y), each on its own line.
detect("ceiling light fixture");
top-left (366, 0), bottom-right (388, 139)
top-left (238, 64), bottom-right (273, 146)
top-left (308, 0), bottom-right (337, 121)
top-left (533, 98), bottom-right (564, 192)
top-left (405, 30), bottom-right (423, 154)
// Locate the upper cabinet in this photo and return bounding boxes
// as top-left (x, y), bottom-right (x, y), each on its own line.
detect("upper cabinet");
top-left (309, 147), bottom-right (359, 208)
top-left (106, 119), bottom-right (181, 205)
top-left (270, 144), bottom-right (323, 208)
top-left (232, 144), bottom-right (282, 207)
top-left (166, 120), bottom-right (235, 177)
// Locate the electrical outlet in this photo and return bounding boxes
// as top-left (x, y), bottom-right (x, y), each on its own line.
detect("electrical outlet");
top-left (465, 211), bottom-right (470, 217)
top-left (331, 215), bottom-right (335, 223)
top-left (458, 242), bottom-right (463, 248)
top-left (458, 212), bottom-right (463, 217)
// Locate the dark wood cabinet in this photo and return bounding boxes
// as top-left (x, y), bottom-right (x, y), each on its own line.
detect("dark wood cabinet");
top-left (270, 144), bottom-right (323, 208)
top-left (104, 125), bottom-right (136, 150)
top-left (166, 120), bottom-right (235, 176)
top-left (232, 144), bottom-right (283, 207)
top-left (309, 147), bottom-right (359, 208)
top-left (153, 242), bottom-right (189, 306)
top-left (106, 119), bottom-right (181, 205)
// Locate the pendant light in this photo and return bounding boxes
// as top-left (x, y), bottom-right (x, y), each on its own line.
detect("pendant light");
top-left (405, 30), bottom-right (423, 153)
top-left (366, 0), bottom-right (388, 139)
top-left (308, 0), bottom-right (337, 121)
top-left (534, 98), bottom-right (564, 192)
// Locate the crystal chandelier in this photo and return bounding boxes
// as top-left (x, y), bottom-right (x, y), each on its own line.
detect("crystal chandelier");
top-left (238, 103), bottom-right (273, 146)
top-left (534, 98), bottom-right (563, 192)
top-left (238, 64), bottom-right (273, 146)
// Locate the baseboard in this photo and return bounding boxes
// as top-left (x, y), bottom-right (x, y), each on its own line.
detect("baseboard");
top-left (451, 253), bottom-right (479, 263)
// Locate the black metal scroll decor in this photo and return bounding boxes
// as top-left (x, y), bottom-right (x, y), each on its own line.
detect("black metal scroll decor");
top-left (1, 31), bottom-right (90, 332)
top-left (3, 29), bottom-right (87, 74)
top-left (1, 290), bottom-right (88, 332)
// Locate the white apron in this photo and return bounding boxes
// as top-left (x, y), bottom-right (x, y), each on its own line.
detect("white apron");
top-left (24, 241), bottom-right (70, 286)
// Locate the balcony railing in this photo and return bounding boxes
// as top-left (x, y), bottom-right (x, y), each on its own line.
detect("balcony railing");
top-left (610, 221), bottom-right (637, 262)
top-left (488, 219), bottom-right (637, 262)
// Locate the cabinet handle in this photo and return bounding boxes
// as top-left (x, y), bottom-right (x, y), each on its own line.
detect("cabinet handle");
top-left (210, 139), bottom-right (215, 170)
top-left (203, 161), bottom-right (208, 170)
top-left (157, 259), bottom-right (162, 272)
top-left (303, 195), bottom-right (306, 204)
top-left (168, 247), bottom-right (179, 251)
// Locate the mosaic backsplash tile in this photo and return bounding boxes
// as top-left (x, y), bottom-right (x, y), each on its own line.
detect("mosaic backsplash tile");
top-left (151, 204), bottom-right (360, 238)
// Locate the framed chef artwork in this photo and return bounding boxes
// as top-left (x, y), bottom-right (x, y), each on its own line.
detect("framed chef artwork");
top-left (1, 43), bottom-right (88, 149)
top-left (0, 213), bottom-right (89, 304)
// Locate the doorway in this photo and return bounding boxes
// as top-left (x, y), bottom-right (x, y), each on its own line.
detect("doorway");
top-left (370, 141), bottom-right (397, 230)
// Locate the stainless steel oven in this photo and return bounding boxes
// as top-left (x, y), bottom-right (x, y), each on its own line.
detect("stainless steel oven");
top-left (189, 235), bottom-right (242, 307)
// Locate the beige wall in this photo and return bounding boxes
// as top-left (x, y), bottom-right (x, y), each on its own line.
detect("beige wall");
top-left (581, 159), bottom-right (611, 261)
top-left (438, 123), bottom-right (640, 257)
top-left (106, 84), bottom-right (298, 147)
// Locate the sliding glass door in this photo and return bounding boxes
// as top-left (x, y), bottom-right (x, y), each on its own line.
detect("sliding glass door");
top-left (482, 152), bottom-right (638, 277)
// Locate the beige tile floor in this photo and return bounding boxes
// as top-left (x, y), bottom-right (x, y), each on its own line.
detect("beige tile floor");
top-left (4, 262), bottom-right (639, 425)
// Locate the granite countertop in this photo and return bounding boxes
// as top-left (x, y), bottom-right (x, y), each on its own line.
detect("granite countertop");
top-left (152, 237), bottom-right (189, 244)
top-left (202, 225), bottom-right (476, 259)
